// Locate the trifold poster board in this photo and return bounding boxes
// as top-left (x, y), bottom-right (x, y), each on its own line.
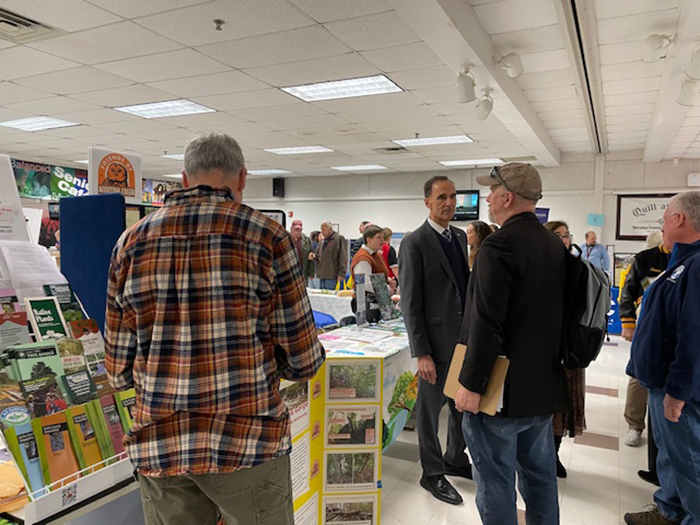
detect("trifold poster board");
top-left (0, 154), bottom-right (29, 242)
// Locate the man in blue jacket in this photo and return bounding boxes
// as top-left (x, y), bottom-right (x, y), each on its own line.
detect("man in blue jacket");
top-left (624, 191), bottom-right (700, 525)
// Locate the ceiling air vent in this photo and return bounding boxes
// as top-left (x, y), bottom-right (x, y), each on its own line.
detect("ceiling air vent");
top-left (372, 146), bottom-right (408, 155)
top-left (0, 8), bottom-right (64, 44)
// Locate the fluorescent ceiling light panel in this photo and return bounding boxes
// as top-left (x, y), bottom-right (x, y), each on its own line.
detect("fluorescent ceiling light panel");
top-left (74, 160), bottom-right (89, 164)
top-left (0, 117), bottom-right (79, 132)
top-left (114, 99), bottom-right (215, 119)
top-left (248, 169), bottom-right (292, 175)
top-left (393, 135), bottom-right (473, 147)
top-left (162, 174), bottom-right (182, 179)
top-left (281, 75), bottom-right (402, 102)
top-left (161, 154), bottom-right (184, 160)
top-left (331, 165), bottom-right (387, 172)
top-left (439, 158), bottom-right (504, 167)
top-left (265, 146), bottom-right (333, 155)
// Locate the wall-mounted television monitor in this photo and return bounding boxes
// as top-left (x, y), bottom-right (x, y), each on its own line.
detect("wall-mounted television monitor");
top-left (452, 190), bottom-right (480, 222)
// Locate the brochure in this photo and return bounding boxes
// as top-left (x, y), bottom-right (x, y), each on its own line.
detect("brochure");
top-left (19, 375), bottom-right (69, 418)
top-left (61, 369), bottom-right (97, 405)
top-left (0, 312), bottom-right (30, 353)
top-left (43, 284), bottom-right (85, 323)
top-left (24, 297), bottom-right (69, 341)
top-left (65, 405), bottom-right (103, 471)
top-left (32, 412), bottom-right (80, 488)
top-left (3, 422), bottom-right (46, 495)
top-left (113, 389), bottom-right (136, 433)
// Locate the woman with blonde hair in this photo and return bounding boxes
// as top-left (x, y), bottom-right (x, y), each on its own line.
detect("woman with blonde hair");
top-left (466, 220), bottom-right (492, 269)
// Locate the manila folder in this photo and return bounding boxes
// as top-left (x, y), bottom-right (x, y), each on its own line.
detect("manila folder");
top-left (443, 343), bottom-right (510, 416)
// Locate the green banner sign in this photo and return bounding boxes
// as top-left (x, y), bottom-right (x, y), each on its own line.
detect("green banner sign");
top-left (12, 159), bottom-right (89, 200)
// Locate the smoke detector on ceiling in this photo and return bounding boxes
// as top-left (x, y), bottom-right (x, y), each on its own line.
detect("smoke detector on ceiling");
top-left (0, 8), bottom-right (64, 44)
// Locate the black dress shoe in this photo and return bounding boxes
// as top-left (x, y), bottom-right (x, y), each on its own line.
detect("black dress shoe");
top-left (420, 475), bottom-right (463, 505)
top-left (444, 463), bottom-right (473, 480)
top-left (638, 470), bottom-right (660, 487)
top-left (556, 457), bottom-right (568, 479)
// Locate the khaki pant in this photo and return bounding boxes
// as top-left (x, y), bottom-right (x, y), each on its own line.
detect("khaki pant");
top-left (137, 455), bottom-right (293, 525)
top-left (624, 377), bottom-right (648, 432)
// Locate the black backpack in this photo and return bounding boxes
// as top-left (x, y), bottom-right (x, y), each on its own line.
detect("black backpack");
top-left (561, 250), bottom-right (611, 369)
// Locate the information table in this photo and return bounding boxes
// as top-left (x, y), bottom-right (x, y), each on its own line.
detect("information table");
top-left (307, 289), bottom-right (354, 323)
top-left (288, 320), bottom-right (417, 525)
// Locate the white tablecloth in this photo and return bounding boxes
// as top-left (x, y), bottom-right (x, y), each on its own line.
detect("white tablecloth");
top-left (307, 291), bottom-right (353, 322)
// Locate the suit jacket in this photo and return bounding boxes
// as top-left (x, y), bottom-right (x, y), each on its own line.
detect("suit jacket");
top-left (299, 233), bottom-right (315, 279)
top-left (316, 232), bottom-right (348, 280)
top-left (459, 212), bottom-right (567, 418)
top-left (399, 220), bottom-right (469, 362)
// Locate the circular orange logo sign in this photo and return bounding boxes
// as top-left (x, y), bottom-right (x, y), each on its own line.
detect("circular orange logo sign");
top-left (98, 153), bottom-right (136, 197)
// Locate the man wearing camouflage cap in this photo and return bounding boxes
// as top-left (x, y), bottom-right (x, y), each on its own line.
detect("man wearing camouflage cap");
top-left (455, 163), bottom-right (568, 524)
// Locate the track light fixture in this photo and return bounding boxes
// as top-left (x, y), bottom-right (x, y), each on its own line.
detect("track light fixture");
top-left (475, 93), bottom-right (493, 121)
top-left (495, 52), bottom-right (524, 78)
top-left (643, 34), bottom-right (673, 63)
top-left (677, 77), bottom-right (698, 106)
top-left (457, 68), bottom-right (476, 104)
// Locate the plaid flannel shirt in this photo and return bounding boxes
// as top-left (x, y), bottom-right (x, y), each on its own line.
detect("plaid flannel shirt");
top-left (105, 186), bottom-right (325, 477)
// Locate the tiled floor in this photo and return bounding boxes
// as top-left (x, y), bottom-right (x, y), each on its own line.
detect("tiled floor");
top-left (380, 336), bottom-right (656, 525)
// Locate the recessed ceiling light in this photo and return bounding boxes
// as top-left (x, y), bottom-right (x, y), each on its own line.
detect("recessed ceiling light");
top-left (161, 154), bottom-right (184, 160)
top-left (331, 165), bottom-right (387, 172)
top-left (0, 117), bottom-right (79, 132)
top-left (393, 135), bottom-right (473, 147)
top-left (162, 174), bottom-right (182, 179)
top-left (74, 159), bottom-right (89, 164)
top-left (248, 169), bottom-right (292, 175)
top-left (281, 75), bottom-right (402, 102)
top-left (264, 146), bottom-right (333, 155)
top-left (439, 158), bottom-right (504, 167)
top-left (114, 99), bottom-right (215, 119)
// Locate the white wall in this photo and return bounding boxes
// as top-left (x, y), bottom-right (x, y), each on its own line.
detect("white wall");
top-left (243, 151), bottom-right (696, 252)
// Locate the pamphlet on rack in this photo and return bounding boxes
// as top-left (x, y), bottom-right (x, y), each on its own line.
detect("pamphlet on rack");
top-left (0, 240), bottom-right (67, 301)
top-left (318, 327), bottom-right (393, 344)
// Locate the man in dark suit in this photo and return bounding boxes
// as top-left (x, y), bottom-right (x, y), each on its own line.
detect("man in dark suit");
top-left (399, 176), bottom-right (473, 505)
top-left (455, 163), bottom-right (567, 524)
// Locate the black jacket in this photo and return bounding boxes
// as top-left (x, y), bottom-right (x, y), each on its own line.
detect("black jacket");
top-left (458, 212), bottom-right (567, 417)
top-left (619, 245), bottom-right (670, 329)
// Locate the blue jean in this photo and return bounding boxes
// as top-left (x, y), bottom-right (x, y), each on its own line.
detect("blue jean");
top-left (463, 413), bottom-right (559, 525)
top-left (319, 278), bottom-right (337, 290)
top-left (649, 389), bottom-right (700, 525)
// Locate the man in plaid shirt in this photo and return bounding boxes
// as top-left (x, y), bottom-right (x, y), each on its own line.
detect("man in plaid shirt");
top-left (105, 132), bottom-right (325, 525)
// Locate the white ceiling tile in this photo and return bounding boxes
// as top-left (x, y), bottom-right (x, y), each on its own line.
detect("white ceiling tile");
top-left (604, 91), bottom-right (657, 106)
top-left (324, 12), bottom-right (420, 51)
top-left (360, 42), bottom-right (442, 73)
top-left (606, 114), bottom-right (652, 125)
top-left (530, 99), bottom-right (583, 112)
top-left (411, 86), bottom-right (457, 104)
top-left (287, 0), bottom-right (390, 23)
top-left (605, 104), bottom-right (655, 116)
top-left (520, 49), bottom-right (570, 73)
top-left (337, 105), bottom-right (439, 124)
top-left (70, 85), bottom-right (177, 107)
top-left (135, 0), bottom-right (314, 47)
top-left (28, 22), bottom-right (183, 64)
top-left (313, 92), bottom-right (423, 113)
top-left (1, 0), bottom-right (122, 31)
top-left (197, 122), bottom-right (277, 137)
top-left (677, 126), bottom-right (700, 134)
top-left (94, 49), bottom-right (229, 83)
top-left (127, 128), bottom-right (197, 141)
top-left (597, 10), bottom-right (680, 45)
top-left (38, 125), bottom-right (117, 139)
top-left (362, 115), bottom-right (454, 132)
top-left (152, 112), bottom-right (244, 128)
top-left (194, 89), bottom-right (299, 111)
top-left (388, 66), bottom-right (456, 91)
top-left (0, 82), bottom-right (55, 105)
top-left (244, 53), bottom-right (380, 87)
top-left (525, 86), bottom-right (577, 102)
top-left (0, 47), bottom-right (79, 81)
top-left (52, 109), bottom-right (140, 125)
top-left (227, 104), bottom-right (326, 122)
top-left (598, 41), bottom-right (648, 65)
top-left (491, 23), bottom-right (564, 53)
top-left (602, 77), bottom-right (661, 96)
top-left (197, 26), bottom-right (351, 69)
top-left (548, 127), bottom-right (589, 136)
top-left (73, 133), bottom-right (147, 145)
top-left (595, 0), bottom-right (679, 20)
top-left (0, 108), bottom-right (39, 123)
top-left (516, 69), bottom-right (574, 90)
top-left (600, 61), bottom-right (665, 82)
top-left (148, 71), bottom-right (269, 98)
top-left (538, 109), bottom-right (585, 121)
top-left (474, 0), bottom-right (558, 35)
top-left (543, 119), bottom-right (588, 129)
top-left (607, 123), bottom-right (649, 133)
top-left (84, 0), bottom-right (210, 18)
top-left (95, 120), bottom-right (177, 134)
top-left (13, 67), bottom-right (134, 95)
top-left (5, 96), bottom-right (102, 114)
top-left (260, 114), bottom-right (352, 131)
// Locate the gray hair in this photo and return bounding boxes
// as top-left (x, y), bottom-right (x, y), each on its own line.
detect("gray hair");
top-left (645, 231), bottom-right (663, 248)
top-left (321, 221), bottom-right (333, 230)
top-left (672, 191), bottom-right (700, 231)
top-left (184, 132), bottom-right (245, 178)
